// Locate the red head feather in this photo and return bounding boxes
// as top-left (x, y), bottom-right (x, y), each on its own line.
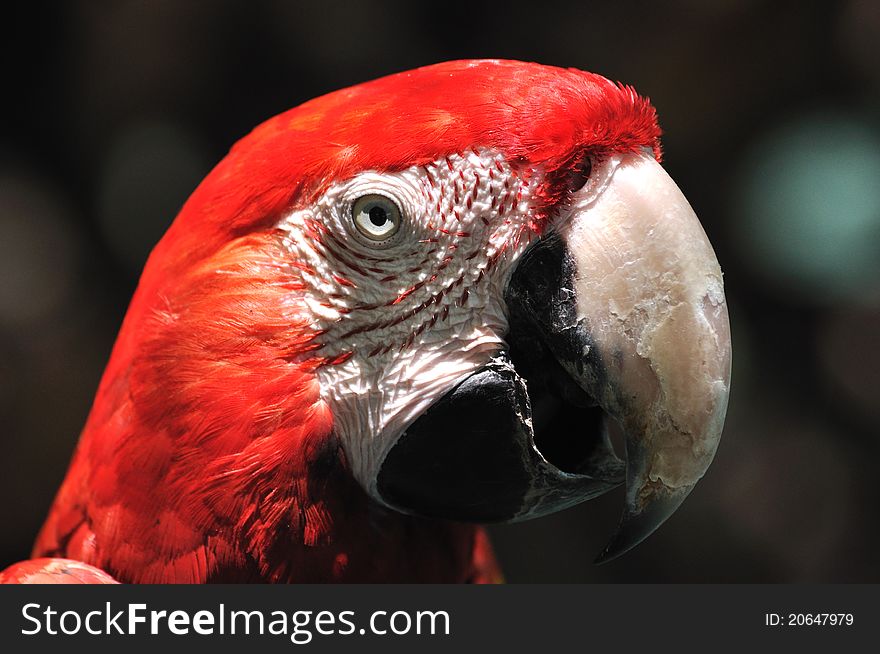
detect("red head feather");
top-left (143, 59), bottom-right (660, 291)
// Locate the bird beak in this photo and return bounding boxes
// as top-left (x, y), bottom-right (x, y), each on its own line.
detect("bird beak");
top-left (377, 151), bottom-right (731, 561)
top-left (508, 151), bottom-right (731, 560)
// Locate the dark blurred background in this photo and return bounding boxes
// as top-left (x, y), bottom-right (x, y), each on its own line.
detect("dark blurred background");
top-left (2, 0), bottom-right (879, 582)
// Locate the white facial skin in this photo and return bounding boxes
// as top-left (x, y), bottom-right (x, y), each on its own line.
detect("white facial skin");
top-left (277, 149), bottom-right (546, 496)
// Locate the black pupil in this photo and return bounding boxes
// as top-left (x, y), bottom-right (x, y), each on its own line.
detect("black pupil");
top-left (368, 205), bottom-right (389, 227)
top-left (565, 157), bottom-right (593, 193)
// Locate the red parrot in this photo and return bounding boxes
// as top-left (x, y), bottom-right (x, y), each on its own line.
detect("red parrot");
top-left (1, 60), bottom-right (731, 584)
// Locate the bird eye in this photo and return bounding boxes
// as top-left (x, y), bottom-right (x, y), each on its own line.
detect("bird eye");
top-left (566, 156), bottom-right (593, 193)
top-left (352, 194), bottom-right (402, 244)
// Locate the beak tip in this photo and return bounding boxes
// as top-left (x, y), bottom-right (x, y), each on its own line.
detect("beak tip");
top-left (592, 544), bottom-right (623, 566)
top-left (593, 481), bottom-right (696, 565)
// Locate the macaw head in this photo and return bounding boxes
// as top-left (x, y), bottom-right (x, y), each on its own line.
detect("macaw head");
top-left (110, 59), bottom-right (730, 563)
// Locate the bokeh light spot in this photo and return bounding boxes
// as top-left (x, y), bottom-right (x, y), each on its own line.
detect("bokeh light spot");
top-left (0, 174), bottom-right (81, 326)
top-left (733, 112), bottom-right (880, 303)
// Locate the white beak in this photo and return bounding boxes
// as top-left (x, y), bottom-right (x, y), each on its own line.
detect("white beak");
top-left (558, 152), bottom-right (731, 561)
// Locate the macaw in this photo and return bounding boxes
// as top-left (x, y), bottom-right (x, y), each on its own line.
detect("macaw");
top-left (0, 60), bottom-right (731, 584)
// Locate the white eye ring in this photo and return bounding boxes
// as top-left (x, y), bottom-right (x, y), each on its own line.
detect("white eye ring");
top-left (352, 194), bottom-right (403, 245)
